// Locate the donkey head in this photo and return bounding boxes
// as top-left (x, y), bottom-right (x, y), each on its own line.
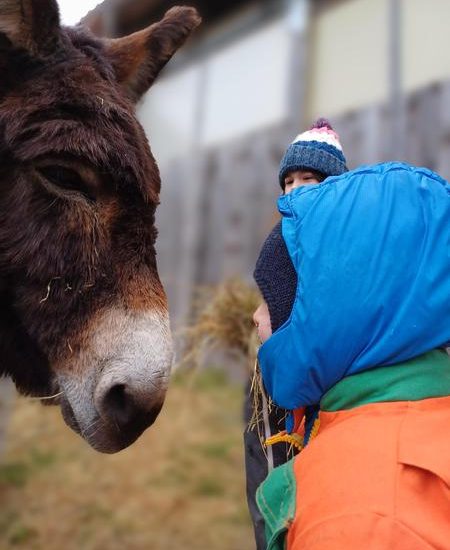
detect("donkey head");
top-left (0, 0), bottom-right (200, 452)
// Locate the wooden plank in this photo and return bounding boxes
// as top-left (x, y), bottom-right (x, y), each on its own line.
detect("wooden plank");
top-left (0, 379), bottom-right (15, 458)
top-left (437, 80), bottom-right (450, 181)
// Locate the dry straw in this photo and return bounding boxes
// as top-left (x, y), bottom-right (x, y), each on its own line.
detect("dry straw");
top-left (180, 277), bottom-right (261, 371)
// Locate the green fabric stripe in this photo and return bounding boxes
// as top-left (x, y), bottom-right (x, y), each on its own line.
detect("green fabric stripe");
top-left (321, 349), bottom-right (450, 412)
top-left (256, 459), bottom-right (296, 550)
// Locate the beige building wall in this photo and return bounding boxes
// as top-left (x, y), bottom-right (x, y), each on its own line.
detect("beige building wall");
top-left (138, 17), bottom-right (292, 164)
top-left (307, 0), bottom-right (389, 119)
top-left (308, 0), bottom-right (450, 119)
top-left (403, 0), bottom-right (450, 93)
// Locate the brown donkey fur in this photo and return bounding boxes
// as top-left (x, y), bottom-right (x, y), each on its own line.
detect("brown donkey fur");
top-left (0, 0), bottom-right (200, 452)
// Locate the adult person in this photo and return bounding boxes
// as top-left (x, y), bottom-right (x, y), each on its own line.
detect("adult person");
top-left (252, 155), bottom-right (450, 548)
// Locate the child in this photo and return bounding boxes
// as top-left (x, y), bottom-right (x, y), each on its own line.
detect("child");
top-left (252, 124), bottom-right (450, 548)
top-left (246, 118), bottom-right (348, 549)
top-left (253, 118), bottom-right (348, 339)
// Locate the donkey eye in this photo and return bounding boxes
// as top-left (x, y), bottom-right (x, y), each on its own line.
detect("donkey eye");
top-left (37, 166), bottom-right (95, 201)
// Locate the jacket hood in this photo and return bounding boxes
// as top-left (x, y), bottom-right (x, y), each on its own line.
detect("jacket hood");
top-left (258, 162), bottom-right (450, 410)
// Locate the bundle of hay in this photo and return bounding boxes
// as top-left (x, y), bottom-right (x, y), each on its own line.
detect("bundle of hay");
top-left (180, 278), bottom-right (285, 454)
top-left (180, 277), bottom-right (261, 371)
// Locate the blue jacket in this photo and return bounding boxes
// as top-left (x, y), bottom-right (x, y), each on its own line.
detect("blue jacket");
top-left (258, 162), bottom-right (450, 410)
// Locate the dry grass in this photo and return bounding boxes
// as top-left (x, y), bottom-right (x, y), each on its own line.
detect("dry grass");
top-left (181, 278), bottom-right (261, 372)
top-left (0, 370), bottom-right (253, 550)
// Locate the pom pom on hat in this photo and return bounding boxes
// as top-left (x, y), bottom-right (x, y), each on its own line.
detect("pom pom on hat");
top-left (310, 117), bottom-right (333, 130)
top-left (279, 118), bottom-right (348, 188)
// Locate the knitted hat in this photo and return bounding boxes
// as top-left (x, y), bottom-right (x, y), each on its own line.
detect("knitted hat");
top-left (279, 118), bottom-right (348, 188)
top-left (253, 221), bottom-right (297, 332)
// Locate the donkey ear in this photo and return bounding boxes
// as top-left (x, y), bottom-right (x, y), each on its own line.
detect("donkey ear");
top-left (105, 6), bottom-right (201, 102)
top-left (0, 0), bottom-right (61, 56)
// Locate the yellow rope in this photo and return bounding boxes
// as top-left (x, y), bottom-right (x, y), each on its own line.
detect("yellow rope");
top-left (309, 417), bottom-right (321, 441)
top-left (265, 431), bottom-right (304, 452)
top-left (265, 417), bottom-right (321, 453)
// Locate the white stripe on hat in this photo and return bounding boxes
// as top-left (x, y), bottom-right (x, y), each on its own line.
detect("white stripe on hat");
top-left (291, 130), bottom-right (343, 151)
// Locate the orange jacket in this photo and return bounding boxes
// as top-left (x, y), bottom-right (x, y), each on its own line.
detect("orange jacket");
top-left (288, 396), bottom-right (450, 550)
top-left (257, 352), bottom-right (450, 550)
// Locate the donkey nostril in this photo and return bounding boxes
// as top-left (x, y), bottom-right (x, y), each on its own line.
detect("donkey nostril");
top-left (100, 383), bottom-right (163, 433)
top-left (102, 384), bottom-right (134, 427)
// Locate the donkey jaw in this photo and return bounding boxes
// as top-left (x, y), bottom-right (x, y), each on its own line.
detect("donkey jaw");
top-left (56, 307), bottom-right (173, 453)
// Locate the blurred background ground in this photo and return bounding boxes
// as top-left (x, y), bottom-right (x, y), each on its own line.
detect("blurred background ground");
top-left (0, 369), bottom-right (253, 550)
